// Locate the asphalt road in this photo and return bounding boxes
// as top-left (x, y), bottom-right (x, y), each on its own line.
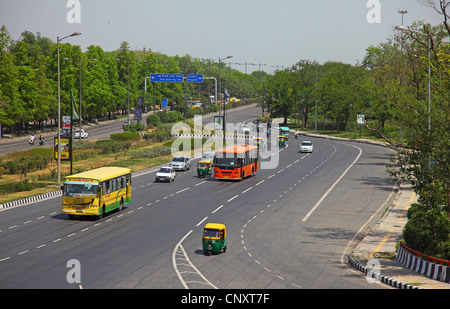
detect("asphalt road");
top-left (0, 105), bottom-right (396, 289)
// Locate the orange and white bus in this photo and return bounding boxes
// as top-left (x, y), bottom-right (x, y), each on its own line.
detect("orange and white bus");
top-left (214, 144), bottom-right (259, 180)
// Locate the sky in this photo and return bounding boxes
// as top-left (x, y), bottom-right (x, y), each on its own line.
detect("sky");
top-left (0, 0), bottom-right (445, 74)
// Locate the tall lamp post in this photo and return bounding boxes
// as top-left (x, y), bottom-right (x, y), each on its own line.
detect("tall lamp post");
top-left (57, 32), bottom-right (81, 186)
top-left (218, 56), bottom-right (232, 145)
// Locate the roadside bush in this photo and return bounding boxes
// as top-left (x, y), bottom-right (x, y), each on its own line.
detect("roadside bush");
top-left (166, 111), bottom-right (184, 123)
top-left (143, 129), bottom-right (172, 143)
top-left (94, 140), bottom-right (131, 154)
top-left (156, 111), bottom-right (184, 123)
top-left (123, 122), bottom-right (145, 132)
top-left (403, 203), bottom-right (450, 257)
top-left (111, 132), bottom-right (141, 142)
top-left (147, 114), bottom-right (161, 127)
top-left (1, 154), bottom-right (52, 175)
top-left (73, 148), bottom-right (102, 161)
top-left (130, 146), bottom-right (171, 159)
top-left (0, 179), bottom-right (50, 195)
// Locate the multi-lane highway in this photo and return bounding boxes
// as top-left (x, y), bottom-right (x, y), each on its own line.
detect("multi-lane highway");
top-left (0, 105), bottom-right (396, 289)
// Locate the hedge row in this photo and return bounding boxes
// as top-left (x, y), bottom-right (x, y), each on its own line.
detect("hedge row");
top-left (1, 154), bottom-right (53, 175)
top-left (0, 179), bottom-right (50, 194)
top-left (130, 146), bottom-right (172, 159)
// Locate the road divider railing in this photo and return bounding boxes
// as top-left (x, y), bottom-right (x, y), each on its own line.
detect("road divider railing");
top-left (1, 190), bottom-right (62, 210)
top-left (396, 242), bottom-right (450, 284)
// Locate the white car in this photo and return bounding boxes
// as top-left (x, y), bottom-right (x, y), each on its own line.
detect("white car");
top-left (241, 124), bottom-right (250, 135)
top-left (74, 129), bottom-right (88, 139)
top-left (155, 167), bottom-right (176, 182)
top-left (299, 141), bottom-right (313, 153)
top-left (170, 156), bottom-right (191, 171)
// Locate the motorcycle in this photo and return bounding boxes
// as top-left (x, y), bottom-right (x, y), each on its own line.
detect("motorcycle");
top-left (39, 139), bottom-right (44, 146)
top-left (29, 138), bottom-right (35, 145)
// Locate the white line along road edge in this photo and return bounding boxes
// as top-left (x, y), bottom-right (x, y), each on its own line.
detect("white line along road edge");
top-left (172, 230), bottom-right (218, 289)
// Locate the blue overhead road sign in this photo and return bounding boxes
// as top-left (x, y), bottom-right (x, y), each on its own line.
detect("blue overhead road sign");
top-left (150, 73), bottom-right (183, 83)
top-left (187, 74), bottom-right (203, 83)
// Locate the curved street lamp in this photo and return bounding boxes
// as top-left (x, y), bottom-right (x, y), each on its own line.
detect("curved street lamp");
top-left (57, 32), bottom-right (81, 186)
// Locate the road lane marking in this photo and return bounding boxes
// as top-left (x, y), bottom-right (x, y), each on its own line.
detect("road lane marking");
top-left (176, 187), bottom-right (190, 194)
top-left (242, 187), bottom-right (252, 193)
top-left (212, 205), bottom-right (224, 213)
top-left (227, 195), bottom-right (239, 202)
top-left (196, 217), bottom-right (208, 226)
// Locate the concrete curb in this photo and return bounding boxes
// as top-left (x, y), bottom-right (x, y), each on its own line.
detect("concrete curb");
top-left (0, 190), bottom-right (62, 210)
top-left (348, 256), bottom-right (420, 289)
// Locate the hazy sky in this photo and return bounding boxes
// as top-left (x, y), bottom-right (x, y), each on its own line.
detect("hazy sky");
top-left (0, 0), bottom-right (444, 73)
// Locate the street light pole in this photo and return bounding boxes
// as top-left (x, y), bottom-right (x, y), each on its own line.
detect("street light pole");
top-left (57, 32), bottom-right (81, 186)
top-left (218, 56), bottom-right (232, 145)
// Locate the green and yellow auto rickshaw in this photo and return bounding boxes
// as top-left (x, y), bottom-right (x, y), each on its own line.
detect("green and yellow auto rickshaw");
top-left (202, 223), bottom-right (227, 256)
top-left (197, 160), bottom-right (212, 178)
top-left (278, 135), bottom-right (286, 148)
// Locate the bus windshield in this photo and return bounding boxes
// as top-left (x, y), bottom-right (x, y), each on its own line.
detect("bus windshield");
top-left (63, 183), bottom-right (99, 197)
top-left (214, 157), bottom-right (241, 167)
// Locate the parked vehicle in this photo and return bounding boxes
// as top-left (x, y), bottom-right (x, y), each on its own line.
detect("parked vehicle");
top-left (155, 166), bottom-right (176, 182)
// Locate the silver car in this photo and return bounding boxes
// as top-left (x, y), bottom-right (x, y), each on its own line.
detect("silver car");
top-left (299, 141), bottom-right (313, 153)
top-left (170, 156), bottom-right (191, 171)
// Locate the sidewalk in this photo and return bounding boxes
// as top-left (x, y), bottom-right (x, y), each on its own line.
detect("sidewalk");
top-left (350, 181), bottom-right (450, 289)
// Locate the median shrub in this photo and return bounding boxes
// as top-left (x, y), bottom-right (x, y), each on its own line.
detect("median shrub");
top-left (130, 146), bottom-right (171, 159)
top-left (94, 140), bottom-right (131, 154)
top-left (0, 179), bottom-right (50, 195)
top-left (1, 154), bottom-right (52, 175)
top-left (111, 132), bottom-right (141, 142)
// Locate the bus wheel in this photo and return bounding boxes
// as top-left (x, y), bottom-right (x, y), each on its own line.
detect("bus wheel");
top-left (98, 205), bottom-right (105, 219)
top-left (118, 199), bottom-right (123, 211)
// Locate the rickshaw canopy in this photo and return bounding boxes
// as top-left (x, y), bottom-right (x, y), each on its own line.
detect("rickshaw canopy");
top-left (204, 223), bottom-right (226, 238)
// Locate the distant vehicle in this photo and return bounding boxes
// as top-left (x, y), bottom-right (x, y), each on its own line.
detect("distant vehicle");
top-left (299, 141), bottom-right (313, 153)
top-left (74, 129), bottom-right (88, 139)
top-left (170, 156), bottom-right (191, 171)
top-left (280, 126), bottom-right (290, 140)
top-left (155, 166), bottom-right (176, 182)
top-left (242, 124), bottom-right (250, 135)
top-left (122, 120), bottom-right (131, 129)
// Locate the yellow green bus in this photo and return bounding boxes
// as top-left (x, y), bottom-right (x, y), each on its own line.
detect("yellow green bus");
top-left (62, 167), bottom-right (132, 219)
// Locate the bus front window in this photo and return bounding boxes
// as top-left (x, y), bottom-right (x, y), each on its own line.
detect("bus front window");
top-left (214, 156), bottom-right (241, 167)
top-left (63, 184), bottom-right (98, 197)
